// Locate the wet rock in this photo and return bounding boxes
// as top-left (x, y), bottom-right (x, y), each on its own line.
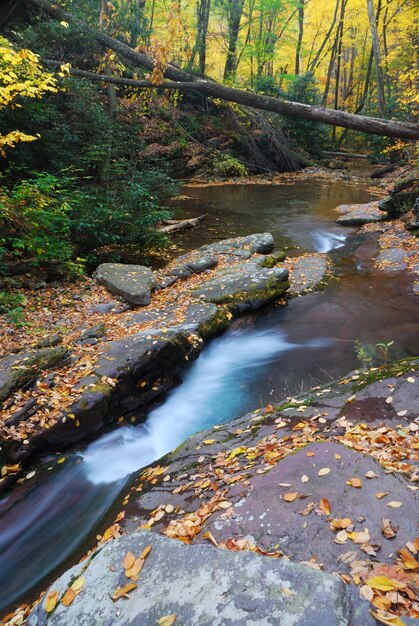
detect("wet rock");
top-left (201, 440), bottom-right (418, 569)
top-left (165, 254), bottom-right (218, 279)
top-left (2, 329), bottom-right (202, 462)
top-left (76, 324), bottom-right (106, 343)
top-left (35, 334), bottom-right (62, 349)
top-left (126, 302), bottom-right (228, 340)
top-left (0, 346), bottom-right (70, 403)
top-left (378, 190), bottom-right (419, 217)
top-left (375, 247), bottom-right (408, 271)
top-left (194, 265), bottom-right (289, 313)
top-left (335, 201), bottom-right (386, 226)
top-left (287, 255), bottom-right (328, 295)
top-left (27, 529), bottom-right (374, 626)
top-left (94, 263), bottom-right (156, 305)
top-left (90, 301), bottom-right (120, 314)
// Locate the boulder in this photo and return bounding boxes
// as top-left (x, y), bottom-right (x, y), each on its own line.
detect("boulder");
top-left (287, 255), bottom-right (328, 295)
top-left (94, 263), bottom-right (156, 305)
top-left (378, 190), bottom-right (419, 217)
top-left (27, 530), bottom-right (374, 626)
top-left (194, 264), bottom-right (289, 313)
top-left (0, 346), bottom-right (70, 403)
top-left (2, 329), bottom-right (202, 462)
top-left (335, 201), bottom-right (386, 226)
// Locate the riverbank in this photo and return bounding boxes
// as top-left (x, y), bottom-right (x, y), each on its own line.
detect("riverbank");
top-left (0, 168), bottom-right (418, 625)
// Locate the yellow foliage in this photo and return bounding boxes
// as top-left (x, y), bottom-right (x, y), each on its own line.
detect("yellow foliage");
top-left (0, 37), bottom-right (58, 155)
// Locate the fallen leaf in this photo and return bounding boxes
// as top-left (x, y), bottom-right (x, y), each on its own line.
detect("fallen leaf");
top-left (365, 471), bottom-right (378, 479)
top-left (111, 583), bottom-right (137, 601)
top-left (218, 501), bottom-right (232, 509)
top-left (352, 529), bottom-right (371, 544)
top-left (318, 467), bottom-right (330, 476)
top-left (369, 610), bottom-right (406, 626)
top-left (330, 518), bottom-right (352, 530)
top-left (284, 492), bottom-right (298, 502)
top-left (376, 492), bottom-right (389, 499)
top-left (319, 498), bottom-right (331, 515)
top-left (398, 548), bottom-right (419, 570)
top-left (385, 396), bottom-right (393, 404)
top-left (347, 477), bottom-right (362, 488)
top-left (61, 588), bottom-right (76, 607)
top-left (202, 439), bottom-right (215, 445)
top-left (139, 545), bottom-right (152, 560)
top-left (366, 575), bottom-right (396, 591)
top-left (158, 615), bottom-right (177, 626)
top-left (45, 590), bottom-right (59, 613)
top-left (123, 551), bottom-right (136, 570)
top-left (203, 531), bottom-right (218, 546)
top-left (334, 530), bottom-right (348, 544)
top-left (301, 474), bottom-right (309, 483)
top-left (387, 501), bottom-right (402, 508)
top-left (381, 517), bottom-right (399, 539)
top-left (407, 376), bottom-right (415, 383)
top-left (70, 576), bottom-right (84, 594)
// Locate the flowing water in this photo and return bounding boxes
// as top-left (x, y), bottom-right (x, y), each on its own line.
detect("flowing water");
top-left (1, 176), bottom-right (418, 612)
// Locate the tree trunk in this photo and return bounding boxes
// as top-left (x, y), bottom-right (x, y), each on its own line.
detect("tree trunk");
top-left (190, 0), bottom-right (211, 74)
top-left (295, 0), bottom-right (304, 75)
top-left (223, 0), bottom-right (245, 80)
top-left (32, 0), bottom-right (419, 140)
top-left (309, 0), bottom-right (340, 72)
top-left (367, 0), bottom-right (386, 116)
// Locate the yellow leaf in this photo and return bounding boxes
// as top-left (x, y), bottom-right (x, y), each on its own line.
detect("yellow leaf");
top-left (158, 615), bottom-right (177, 626)
top-left (218, 501), bottom-right (232, 509)
top-left (202, 439), bottom-right (215, 445)
top-left (139, 544), bottom-right (152, 560)
top-left (346, 477), bottom-right (362, 488)
top-left (70, 576), bottom-right (84, 594)
top-left (284, 492), bottom-right (298, 502)
top-left (318, 467), bottom-right (330, 476)
top-left (228, 446), bottom-right (247, 459)
top-left (366, 575), bottom-right (396, 591)
top-left (398, 548), bottom-right (419, 570)
top-left (369, 611), bottom-right (406, 626)
top-left (45, 590), bottom-right (59, 613)
top-left (387, 501), bottom-right (402, 508)
top-left (111, 582), bottom-right (137, 601)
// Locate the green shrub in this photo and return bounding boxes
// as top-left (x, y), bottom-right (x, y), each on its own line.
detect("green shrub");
top-left (211, 152), bottom-right (248, 178)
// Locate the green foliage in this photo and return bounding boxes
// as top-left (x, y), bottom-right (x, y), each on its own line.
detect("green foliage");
top-left (281, 73), bottom-right (328, 155)
top-left (0, 173), bottom-right (80, 275)
top-left (0, 291), bottom-right (27, 327)
top-left (211, 152), bottom-right (248, 178)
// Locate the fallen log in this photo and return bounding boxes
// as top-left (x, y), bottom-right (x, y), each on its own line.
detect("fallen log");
top-left (30, 0), bottom-right (419, 140)
top-left (323, 151), bottom-right (369, 159)
top-left (370, 162), bottom-right (405, 178)
top-left (158, 215), bottom-right (206, 234)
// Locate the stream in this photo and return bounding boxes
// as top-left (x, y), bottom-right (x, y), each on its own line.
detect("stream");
top-left (1, 175), bottom-right (418, 612)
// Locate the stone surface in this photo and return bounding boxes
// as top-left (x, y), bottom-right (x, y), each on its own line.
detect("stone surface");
top-left (194, 264), bottom-right (289, 313)
top-left (287, 255), bottom-right (328, 295)
top-left (375, 247), bottom-right (410, 271)
top-left (2, 329), bottom-right (202, 462)
top-left (94, 263), bottom-right (156, 305)
top-left (0, 346), bottom-right (70, 403)
top-left (27, 530), bottom-right (374, 626)
top-left (335, 201), bottom-right (386, 226)
top-left (378, 190), bottom-right (419, 217)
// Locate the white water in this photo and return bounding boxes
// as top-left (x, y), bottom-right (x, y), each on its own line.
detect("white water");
top-left (83, 329), bottom-right (331, 484)
top-left (312, 230), bottom-right (346, 252)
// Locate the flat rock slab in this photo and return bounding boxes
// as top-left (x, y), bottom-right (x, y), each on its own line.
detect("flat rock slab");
top-left (375, 247), bottom-right (409, 271)
top-left (335, 201), bottom-right (386, 226)
top-left (287, 255), bottom-right (328, 295)
top-left (94, 263), bottom-right (156, 305)
top-left (200, 441), bottom-right (418, 570)
top-left (194, 265), bottom-right (289, 313)
top-left (27, 530), bottom-right (374, 626)
top-left (0, 346), bottom-right (69, 403)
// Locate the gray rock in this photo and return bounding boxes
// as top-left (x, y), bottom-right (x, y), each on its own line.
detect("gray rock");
top-left (335, 202), bottom-right (386, 226)
top-left (76, 324), bottom-right (106, 343)
top-left (375, 247), bottom-right (407, 271)
top-left (378, 190), bottom-right (419, 217)
top-left (288, 255), bottom-right (328, 295)
top-left (94, 263), bottom-right (156, 305)
top-left (2, 329), bottom-right (203, 463)
top-left (35, 334), bottom-right (62, 349)
top-left (0, 346), bottom-right (70, 403)
top-left (194, 264), bottom-right (289, 313)
top-left (91, 301), bottom-right (120, 314)
top-left (27, 530), bottom-right (374, 626)
top-left (167, 254), bottom-right (218, 279)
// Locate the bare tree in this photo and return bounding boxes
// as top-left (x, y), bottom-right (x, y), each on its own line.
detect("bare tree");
top-left (367, 0), bottom-right (386, 115)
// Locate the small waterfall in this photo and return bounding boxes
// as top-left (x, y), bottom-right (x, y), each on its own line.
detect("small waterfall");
top-left (312, 230), bottom-right (346, 252)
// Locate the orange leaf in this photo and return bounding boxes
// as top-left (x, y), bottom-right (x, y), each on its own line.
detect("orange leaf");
top-left (284, 492), bottom-right (298, 502)
top-left (398, 548), bottom-right (419, 570)
top-left (111, 583), bottom-right (137, 601)
top-left (45, 590), bottom-right (59, 613)
top-left (123, 551), bottom-right (136, 570)
top-left (319, 498), bottom-right (331, 515)
top-left (61, 588), bottom-right (76, 607)
top-left (346, 477), bottom-right (362, 488)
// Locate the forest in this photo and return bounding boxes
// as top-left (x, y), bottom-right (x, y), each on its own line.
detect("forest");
top-left (0, 1), bottom-right (418, 625)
